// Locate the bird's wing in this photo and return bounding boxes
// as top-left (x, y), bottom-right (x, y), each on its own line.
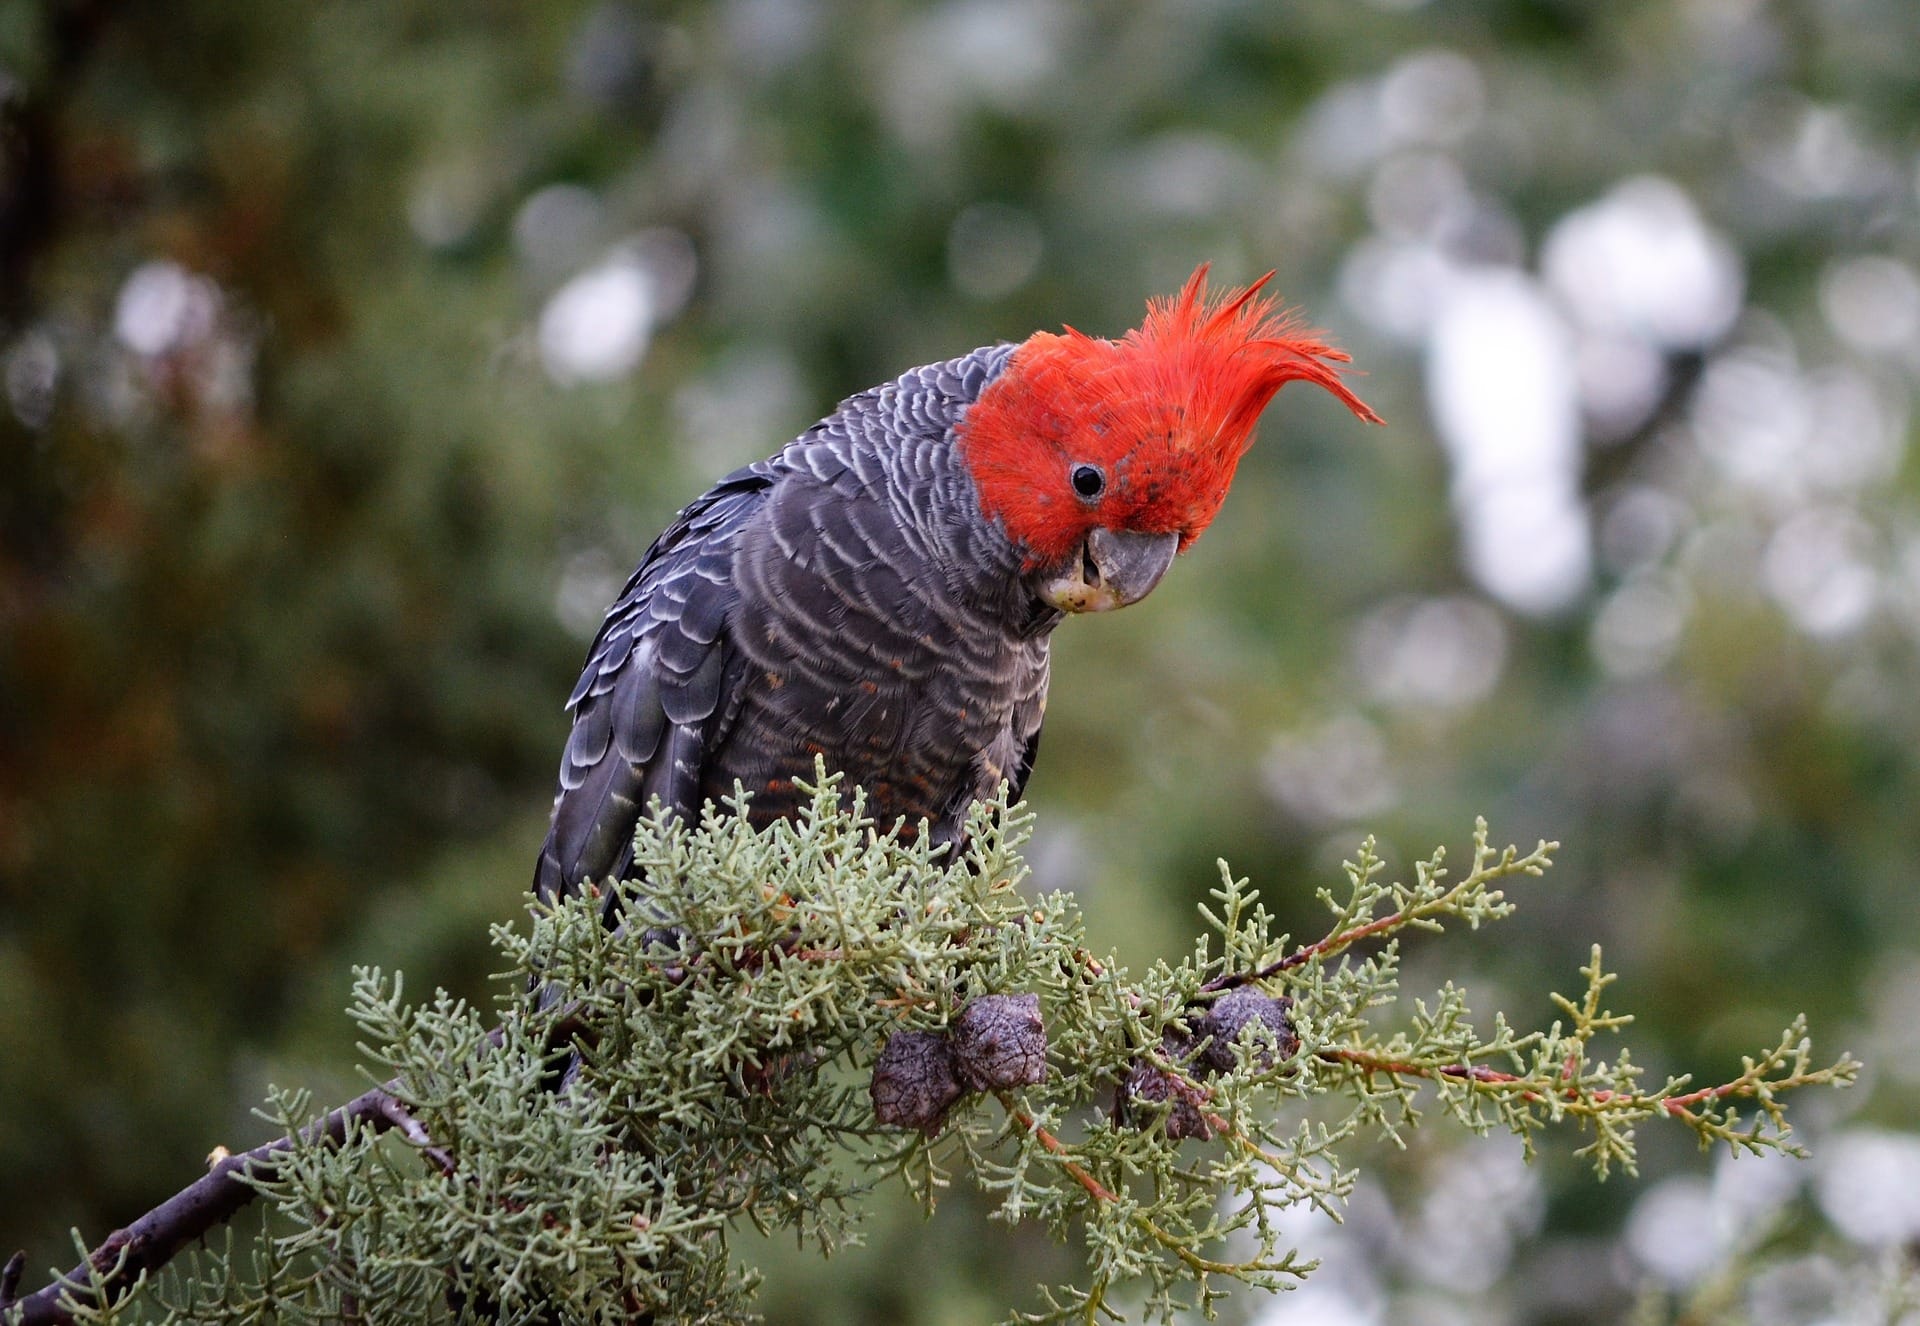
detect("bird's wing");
top-left (534, 466), bottom-right (773, 903)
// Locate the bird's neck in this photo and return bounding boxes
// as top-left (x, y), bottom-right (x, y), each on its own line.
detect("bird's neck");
top-left (861, 346), bottom-right (1063, 634)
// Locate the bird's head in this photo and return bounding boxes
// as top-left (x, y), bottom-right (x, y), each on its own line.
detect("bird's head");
top-left (958, 264), bottom-right (1382, 613)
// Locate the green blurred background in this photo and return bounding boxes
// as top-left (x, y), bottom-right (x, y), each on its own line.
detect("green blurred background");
top-left (5, 0), bottom-right (1920, 1321)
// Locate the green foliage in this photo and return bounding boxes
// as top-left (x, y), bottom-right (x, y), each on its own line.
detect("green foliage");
top-left (11, 1), bottom-right (1920, 1309)
top-left (50, 776), bottom-right (1849, 1325)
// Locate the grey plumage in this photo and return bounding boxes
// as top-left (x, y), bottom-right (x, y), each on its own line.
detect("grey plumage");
top-left (534, 344), bottom-right (1057, 904)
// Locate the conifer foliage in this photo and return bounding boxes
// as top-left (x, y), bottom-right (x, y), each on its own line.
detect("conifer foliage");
top-left (3, 772), bottom-right (1855, 1324)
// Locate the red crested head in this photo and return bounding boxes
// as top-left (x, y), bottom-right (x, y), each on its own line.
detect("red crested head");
top-left (958, 265), bottom-right (1381, 609)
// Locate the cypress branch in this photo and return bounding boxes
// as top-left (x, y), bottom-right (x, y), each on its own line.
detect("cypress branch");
top-left (1, 774), bottom-right (1859, 1324)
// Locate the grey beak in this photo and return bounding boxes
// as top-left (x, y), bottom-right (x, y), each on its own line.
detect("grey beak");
top-left (1038, 528), bottom-right (1182, 614)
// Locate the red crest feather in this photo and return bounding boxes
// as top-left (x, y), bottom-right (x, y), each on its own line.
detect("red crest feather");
top-left (959, 263), bottom-right (1382, 566)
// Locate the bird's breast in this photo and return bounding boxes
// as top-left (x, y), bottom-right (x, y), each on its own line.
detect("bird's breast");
top-left (712, 492), bottom-right (1047, 835)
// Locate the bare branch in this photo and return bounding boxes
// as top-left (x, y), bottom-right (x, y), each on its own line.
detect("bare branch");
top-left (4, 1083), bottom-right (446, 1326)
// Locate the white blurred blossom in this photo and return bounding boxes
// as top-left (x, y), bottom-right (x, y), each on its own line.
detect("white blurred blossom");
top-left (877, 0), bottom-right (1067, 149)
top-left (1592, 572), bottom-right (1692, 677)
top-left (1353, 595), bottom-right (1508, 712)
top-left (1378, 50), bottom-right (1484, 148)
top-left (1427, 270), bottom-right (1591, 614)
top-left (1711, 1148), bottom-right (1804, 1237)
top-left (1763, 505), bottom-right (1879, 638)
top-left (1597, 486), bottom-right (1691, 577)
top-left (1815, 1128), bottom-right (1920, 1247)
top-left (1112, 130), bottom-right (1256, 219)
top-left (1397, 1141), bottom-right (1544, 1293)
top-left (1543, 176), bottom-right (1744, 350)
top-left (1299, 80), bottom-right (1390, 180)
top-left (1627, 1151), bottom-right (1803, 1291)
top-left (1367, 152), bottom-right (1473, 242)
top-left (1626, 1176), bottom-right (1719, 1289)
top-left (1864, 954), bottom-right (1920, 1087)
top-left (115, 261), bottom-right (221, 358)
top-left (1338, 237), bottom-right (1463, 343)
top-left (1263, 712), bottom-right (1398, 825)
top-left (1572, 334), bottom-right (1670, 439)
top-left (538, 255), bottom-right (655, 384)
top-left (537, 233), bottom-right (696, 386)
top-left (1251, 1183), bottom-right (1394, 1325)
top-left (1692, 350), bottom-right (1906, 502)
top-left (1736, 95), bottom-right (1892, 201)
top-left (1819, 255), bottom-right (1920, 356)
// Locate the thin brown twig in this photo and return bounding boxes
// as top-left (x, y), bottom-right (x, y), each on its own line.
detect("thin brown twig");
top-left (369, 1093), bottom-right (457, 1177)
top-left (998, 1096), bottom-right (1117, 1204)
top-left (3, 1023), bottom-right (504, 1326)
top-left (1320, 1045), bottom-right (1830, 1119)
top-left (1661, 1082), bottom-right (1740, 1113)
top-left (999, 1090), bottom-right (1311, 1295)
top-left (0, 1252), bottom-right (24, 1311)
top-left (1203, 835), bottom-right (1553, 995)
top-left (1199, 891), bottom-right (1427, 993)
top-left (1327, 1048), bottom-right (1522, 1087)
top-left (1657, 1066), bottom-right (1843, 1119)
top-left (5, 1085), bottom-right (408, 1326)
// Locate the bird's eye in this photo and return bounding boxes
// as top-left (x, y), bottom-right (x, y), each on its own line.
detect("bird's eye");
top-left (1070, 464), bottom-right (1106, 500)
